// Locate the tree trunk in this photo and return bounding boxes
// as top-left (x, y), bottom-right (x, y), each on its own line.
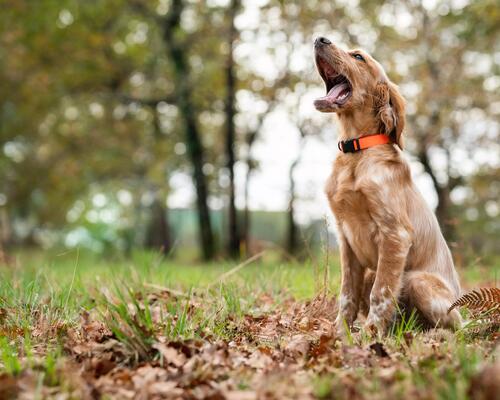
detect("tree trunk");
top-left (242, 165), bottom-right (253, 256)
top-left (146, 197), bottom-right (172, 255)
top-left (287, 129), bottom-right (309, 255)
top-left (287, 159), bottom-right (299, 255)
top-left (418, 149), bottom-right (456, 242)
top-left (434, 185), bottom-right (456, 242)
top-left (241, 110), bottom-right (275, 256)
top-left (161, 0), bottom-right (215, 260)
top-left (224, 0), bottom-right (241, 258)
top-left (0, 208), bottom-right (11, 264)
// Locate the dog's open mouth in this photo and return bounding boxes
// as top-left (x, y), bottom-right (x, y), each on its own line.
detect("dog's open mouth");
top-left (314, 58), bottom-right (352, 111)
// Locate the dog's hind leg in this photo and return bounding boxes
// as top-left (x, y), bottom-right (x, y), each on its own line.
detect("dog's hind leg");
top-left (403, 271), bottom-right (463, 329)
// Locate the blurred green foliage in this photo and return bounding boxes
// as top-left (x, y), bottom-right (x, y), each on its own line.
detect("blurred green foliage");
top-left (0, 0), bottom-right (498, 262)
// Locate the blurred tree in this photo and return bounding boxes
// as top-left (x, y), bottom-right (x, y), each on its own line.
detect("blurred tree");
top-left (451, 167), bottom-right (499, 264)
top-left (0, 0), bottom-right (179, 251)
top-left (0, 0), bottom-right (497, 262)
top-left (286, 117), bottom-right (320, 256)
top-left (158, 0), bottom-right (215, 260)
top-left (224, 0), bottom-right (242, 258)
top-left (236, 1), bottom-right (336, 255)
top-left (125, 0), bottom-right (224, 259)
top-left (406, 1), bottom-right (499, 242)
top-left (237, 4), bottom-right (294, 255)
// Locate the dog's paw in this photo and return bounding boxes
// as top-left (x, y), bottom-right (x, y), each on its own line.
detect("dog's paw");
top-left (334, 315), bottom-right (347, 334)
top-left (362, 320), bottom-right (379, 337)
top-left (363, 314), bottom-right (387, 337)
top-left (334, 314), bottom-right (357, 339)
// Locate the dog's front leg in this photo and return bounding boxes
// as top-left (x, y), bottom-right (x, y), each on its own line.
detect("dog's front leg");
top-left (365, 224), bottom-right (411, 335)
top-left (335, 232), bottom-right (364, 334)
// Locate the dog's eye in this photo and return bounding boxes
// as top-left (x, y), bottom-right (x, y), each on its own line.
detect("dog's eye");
top-left (352, 53), bottom-right (365, 61)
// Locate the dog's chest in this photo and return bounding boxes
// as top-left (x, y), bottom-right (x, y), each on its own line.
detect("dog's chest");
top-left (325, 166), bottom-right (379, 267)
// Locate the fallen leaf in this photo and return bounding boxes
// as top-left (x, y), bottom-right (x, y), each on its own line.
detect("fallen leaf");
top-left (153, 342), bottom-right (187, 367)
top-left (246, 351), bottom-right (273, 369)
top-left (378, 366), bottom-right (397, 383)
top-left (225, 390), bottom-right (257, 400)
top-left (309, 334), bottom-right (335, 358)
top-left (0, 373), bottom-right (18, 399)
top-left (92, 359), bottom-right (116, 378)
top-left (149, 381), bottom-right (182, 396)
top-left (285, 334), bottom-right (310, 357)
top-left (468, 361), bottom-right (500, 400)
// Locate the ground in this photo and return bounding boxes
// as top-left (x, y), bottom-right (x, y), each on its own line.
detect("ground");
top-left (0, 250), bottom-right (498, 400)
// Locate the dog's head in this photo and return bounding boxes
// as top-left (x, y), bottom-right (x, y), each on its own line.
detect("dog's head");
top-left (313, 37), bottom-right (405, 148)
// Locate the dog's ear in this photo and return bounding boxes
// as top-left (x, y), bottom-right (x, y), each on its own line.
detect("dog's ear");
top-left (375, 81), bottom-right (406, 149)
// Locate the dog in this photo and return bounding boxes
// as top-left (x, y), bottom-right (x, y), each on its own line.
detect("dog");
top-left (313, 37), bottom-right (462, 335)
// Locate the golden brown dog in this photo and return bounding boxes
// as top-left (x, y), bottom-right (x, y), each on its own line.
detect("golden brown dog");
top-left (313, 37), bottom-right (462, 335)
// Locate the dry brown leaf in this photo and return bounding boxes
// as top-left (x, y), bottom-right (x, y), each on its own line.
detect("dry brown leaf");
top-left (0, 373), bottom-right (18, 399)
top-left (378, 366), bottom-right (398, 383)
top-left (92, 358), bottom-right (116, 378)
top-left (149, 381), bottom-right (182, 396)
top-left (246, 351), bottom-right (273, 369)
top-left (468, 361), bottom-right (500, 400)
top-left (309, 334), bottom-right (335, 359)
top-left (153, 342), bottom-right (187, 367)
top-left (225, 390), bottom-right (257, 400)
top-left (285, 334), bottom-right (310, 358)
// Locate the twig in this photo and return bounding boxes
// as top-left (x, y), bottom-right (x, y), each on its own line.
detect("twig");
top-left (143, 283), bottom-right (188, 298)
top-left (208, 251), bottom-right (265, 288)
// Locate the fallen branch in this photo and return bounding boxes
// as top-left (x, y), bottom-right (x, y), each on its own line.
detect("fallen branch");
top-left (143, 283), bottom-right (188, 298)
top-left (208, 251), bottom-right (265, 289)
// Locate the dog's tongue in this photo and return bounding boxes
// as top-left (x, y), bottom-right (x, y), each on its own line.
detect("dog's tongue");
top-left (314, 82), bottom-right (350, 110)
top-left (327, 82), bottom-right (349, 100)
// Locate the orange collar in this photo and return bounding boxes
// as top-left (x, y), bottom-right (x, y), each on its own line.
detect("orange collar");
top-left (338, 134), bottom-right (391, 153)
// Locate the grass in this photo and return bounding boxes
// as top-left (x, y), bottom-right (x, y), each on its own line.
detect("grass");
top-left (0, 249), bottom-right (498, 399)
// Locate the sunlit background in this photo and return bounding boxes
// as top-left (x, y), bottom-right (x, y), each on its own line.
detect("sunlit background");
top-left (0, 0), bottom-right (498, 263)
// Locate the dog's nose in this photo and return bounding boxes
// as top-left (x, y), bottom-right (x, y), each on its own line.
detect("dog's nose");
top-left (315, 37), bottom-right (331, 46)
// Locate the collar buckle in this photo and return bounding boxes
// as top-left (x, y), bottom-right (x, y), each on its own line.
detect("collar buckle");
top-left (338, 138), bottom-right (360, 153)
